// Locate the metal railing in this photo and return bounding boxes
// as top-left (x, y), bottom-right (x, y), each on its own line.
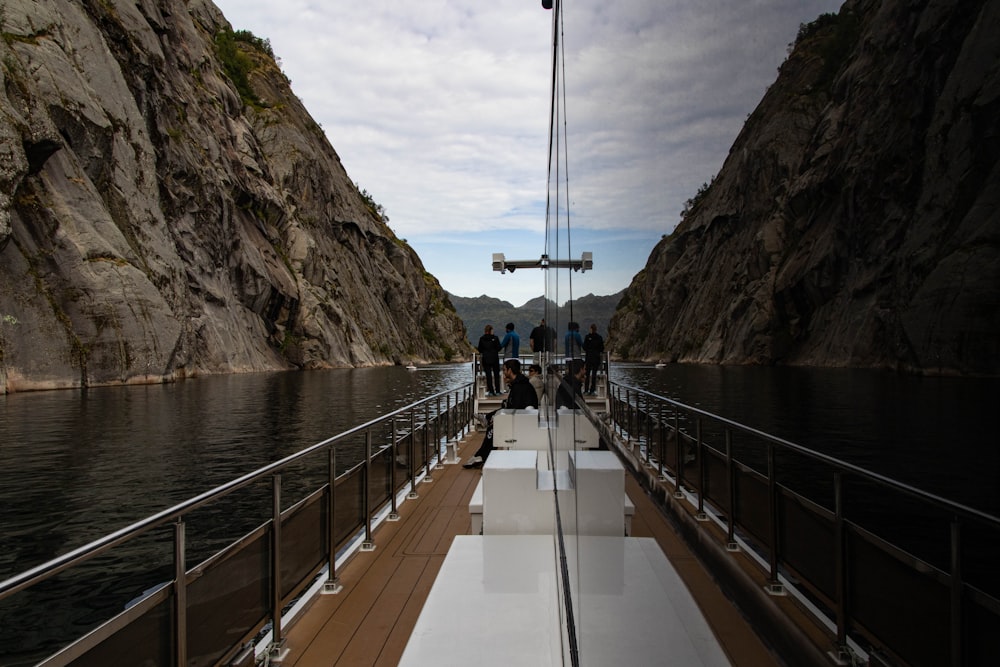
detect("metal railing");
top-left (0, 383), bottom-right (474, 667)
top-left (607, 381), bottom-right (1000, 667)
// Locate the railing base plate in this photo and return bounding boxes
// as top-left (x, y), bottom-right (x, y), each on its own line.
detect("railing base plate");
top-left (361, 541), bottom-right (376, 552)
top-left (765, 583), bottom-right (786, 596)
top-left (387, 512), bottom-right (401, 522)
top-left (322, 580), bottom-right (343, 595)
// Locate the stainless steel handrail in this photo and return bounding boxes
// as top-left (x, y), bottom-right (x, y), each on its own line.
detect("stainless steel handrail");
top-left (0, 382), bottom-right (474, 602)
top-left (607, 379), bottom-right (999, 666)
top-left (608, 381), bottom-right (999, 528)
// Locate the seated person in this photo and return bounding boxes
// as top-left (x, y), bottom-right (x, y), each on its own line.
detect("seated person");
top-left (527, 363), bottom-right (544, 404)
top-left (464, 359), bottom-right (539, 468)
top-left (555, 359), bottom-right (586, 410)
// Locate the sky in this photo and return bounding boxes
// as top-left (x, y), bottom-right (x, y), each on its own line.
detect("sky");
top-left (212, 0), bottom-right (844, 307)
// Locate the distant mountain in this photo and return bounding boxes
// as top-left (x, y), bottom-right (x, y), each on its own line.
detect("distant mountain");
top-left (448, 291), bottom-right (624, 350)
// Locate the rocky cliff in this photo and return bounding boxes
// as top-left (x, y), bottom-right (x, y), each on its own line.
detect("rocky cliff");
top-left (0, 0), bottom-right (471, 393)
top-left (610, 0), bottom-right (999, 375)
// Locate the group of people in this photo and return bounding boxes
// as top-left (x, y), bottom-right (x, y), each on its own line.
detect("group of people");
top-left (466, 319), bottom-right (605, 468)
top-left (565, 321), bottom-right (605, 395)
top-left (477, 319), bottom-right (605, 395)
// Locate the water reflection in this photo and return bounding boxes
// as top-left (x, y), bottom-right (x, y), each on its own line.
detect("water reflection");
top-left (610, 364), bottom-right (999, 513)
top-left (0, 365), bottom-right (471, 579)
top-left (1, 362), bottom-right (996, 665)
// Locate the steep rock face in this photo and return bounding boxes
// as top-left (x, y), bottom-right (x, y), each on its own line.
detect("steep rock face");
top-left (0, 0), bottom-right (470, 392)
top-left (610, 0), bottom-right (999, 375)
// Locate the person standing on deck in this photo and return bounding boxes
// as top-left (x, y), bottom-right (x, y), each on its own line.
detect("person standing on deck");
top-left (499, 322), bottom-right (520, 360)
top-left (464, 359), bottom-right (539, 468)
top-left (529, 318), bottom-right (556, 358)
top-left (583, 323), bottom-right (604, 395)
top-left (564, 321), bottom-right (583, 361)
top-left (477, 325), bottom-right (502, 396)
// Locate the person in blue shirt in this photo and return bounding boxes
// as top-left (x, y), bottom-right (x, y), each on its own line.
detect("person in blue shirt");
top-left (499, 322), bottom-right (520, 359)
top-left (564, 321), bottom-right (583, 360)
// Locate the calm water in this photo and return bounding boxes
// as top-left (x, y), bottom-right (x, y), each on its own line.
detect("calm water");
top-left (611, 364), bottom-right (1000, 515)
top-left (1, 363), bottom-right (996, 664)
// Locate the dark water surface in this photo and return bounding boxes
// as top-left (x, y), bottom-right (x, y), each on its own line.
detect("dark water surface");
top-left (0, 365), bottom-right (470, 580)
top-left (0, 363), bottom-right (996, 664)
top-left (612, 364), bottom-right (1000, 515)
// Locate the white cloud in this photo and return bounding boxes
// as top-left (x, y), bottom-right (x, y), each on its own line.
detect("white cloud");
top-left (213, 0), bottom-right (843, 304)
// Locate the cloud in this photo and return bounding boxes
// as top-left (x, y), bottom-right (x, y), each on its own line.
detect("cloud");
top-left (213, 0), bottom-right (843, 303)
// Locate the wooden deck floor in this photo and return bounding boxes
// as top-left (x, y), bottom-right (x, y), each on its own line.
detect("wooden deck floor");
top-left (279, 432), bottom-right (778, 667)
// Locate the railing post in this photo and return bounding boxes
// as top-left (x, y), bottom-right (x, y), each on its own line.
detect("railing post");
top-left (657, 401), bottom-right (666, 481)
top-left (643, 394), bottom-right (653, 466)
top-left (834, 471), bottom-right (847, 650)
top-left (362, 430), bottom-right (375, 551)
top-left (389, 418), bottom-right (400, 520)
top-left (407, 409), bottom-right (419, 499)
top-left (445, 393), bottom-right (459, 464)
top-left (673, 408), bottom-right (684, 499)
top-left (269, 473), bottom-right (287, 659)
top-left (434, 396), bottom-right (444, 468)
top-left (422, 403), bottom-right (434, 482)
top-left (725, 429), bottom-right (738, 551)
top-left (696, 418), bottom-right (708, 521)
top-left (324, 448), bottom-right (343, 593)
top-left (766, 444), bottom-right (784, 595)
top-left (174, 519), bottom-right (187, 667)
top-left (950, 516), bottom-right (963, 667)
top-left (625, 388), bottom-right (633, 441)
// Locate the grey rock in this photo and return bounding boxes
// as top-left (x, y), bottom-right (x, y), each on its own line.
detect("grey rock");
top-left (0, 0), bottom-right (471, 393)
top-left (610, 0), bottom-right (999, 376)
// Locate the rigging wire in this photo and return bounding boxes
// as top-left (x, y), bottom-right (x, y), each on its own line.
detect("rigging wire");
top-left (543, 3), bottom-right (581, 667)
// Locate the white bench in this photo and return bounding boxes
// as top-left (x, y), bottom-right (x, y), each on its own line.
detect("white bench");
top-left (469, 450), bottom-right (634, 536)
top-left (491, 409), bottom-right (547, 450)
top-left (554, 408), bottom-right (600, 450)
top-left (490, 408), bottom-right (601, 452)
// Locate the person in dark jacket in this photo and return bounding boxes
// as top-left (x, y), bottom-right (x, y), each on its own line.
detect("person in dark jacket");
top-left (477, 324), bottom-right (502, 395)
top-left (529, 318), bottom-right (556, 355)
top-left (556, 359), bottom-right (586, 409)
top-left (582, 323), bottom-right (605, 395)
top-left (464, 359), bottom-right (539, 468)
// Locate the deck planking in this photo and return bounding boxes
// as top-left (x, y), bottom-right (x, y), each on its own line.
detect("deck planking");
top-left (281, 432), bottom-right (778, 667)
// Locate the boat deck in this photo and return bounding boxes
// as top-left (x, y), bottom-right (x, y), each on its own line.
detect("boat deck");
top-left (278, 431), bottom-right (778, 667)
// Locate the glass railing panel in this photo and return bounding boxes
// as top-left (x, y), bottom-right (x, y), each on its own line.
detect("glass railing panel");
top-left (734, 463), bottom-right (771, 549)
top-left (702, 446), bottom-right (729, 508)
top-left (64, 592), bottom-right (172, 667)
top-left (3, 528), bottom-right (173, 666)
top-left (847, 526), bottom-right (949, 667)
top-left (607, 379), bottom-right (1000, 665)
top-left (966, 588), bottom-right (1000, 665)
top-left (369, 445), bottom-right (394, 510)
top-left (332, 466), bottom-right (364, 547)
top-left (280, 489), bottom-right (327, 601)
top-left (0, 383), bottom-right (474, 667)
top-left (777, 489), bottom-right (836, 604)
top-left (183, 479), bottom-right (273, 569)
top-left (185, 524), bottom-right (270, 665)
